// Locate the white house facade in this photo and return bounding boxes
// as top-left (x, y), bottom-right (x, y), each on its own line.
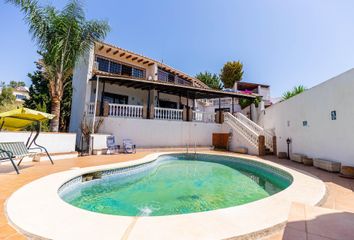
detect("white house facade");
top-left (69, 42), bottom-right (258, 149)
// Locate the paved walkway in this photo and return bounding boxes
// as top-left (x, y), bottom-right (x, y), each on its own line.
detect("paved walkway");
top-left (1, 152), bottom-right (354, 240)
top-left (263, 156), bottom-right (354, 240)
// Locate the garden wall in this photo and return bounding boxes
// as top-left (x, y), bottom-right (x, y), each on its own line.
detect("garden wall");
top-left (258, 68), bottom-right (354, 166)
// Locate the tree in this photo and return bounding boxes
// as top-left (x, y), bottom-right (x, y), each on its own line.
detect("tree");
top-left (24, 64), bottom-right (73, 132)
top-left (239, 97), bottom-right (261, 109)
top-left (195, 71), bottom-right (222, 90)
top-left (220, 61), bottom-right (244, 89)
top-left (8, 0), bottom-right (110, 131)
top-left (282, 85), bottom-right (307, 100)
top-left (9, 81), bottom-right (26, 88)
top-left (0, 86), bottom-right (16, 106)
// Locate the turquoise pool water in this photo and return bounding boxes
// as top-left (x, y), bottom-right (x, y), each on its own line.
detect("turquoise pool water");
top-left (61, 154), bottom-right (292, 216)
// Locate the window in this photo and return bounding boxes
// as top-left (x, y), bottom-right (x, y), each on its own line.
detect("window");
top-left (103, 92), bottom-right (128, 104)
top-left (132, 68), bottom-right (144, 78)
top-left (176, 76), bottom-right (192, 86)
top-left (96, 57), bottom-right (109, 72)
top-left (15, 94), bottom-right (26, 100)
top-left (121, 65), bottom-right (132, 76)
top-left (95, 55), bottom-right (145, 79)
top-left (109, 62), bottom-right (121, 74)
top-left (159, 99), bottom-right (177, 109)
top-left (167, 73), bottom-right (175, 83)
top-left (331, 111), bottom-right (336, 120)
top-left (158, 69), bottom-right (169, 82)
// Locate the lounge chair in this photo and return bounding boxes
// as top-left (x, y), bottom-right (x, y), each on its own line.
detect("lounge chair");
top-left (123, 139), bottom-right (136, 154)
top-left (106, 135), bottom-right (120, 154)
top-left (0, 142), bottom-right (37, 174)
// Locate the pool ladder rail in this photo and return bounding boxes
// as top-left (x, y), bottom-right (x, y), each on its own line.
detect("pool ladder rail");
top-left (185, 143), bottom-right (197, 158)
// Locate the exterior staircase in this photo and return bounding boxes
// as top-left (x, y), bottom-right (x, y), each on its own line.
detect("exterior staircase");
top-left (223, 112), bottom-right (275, 155)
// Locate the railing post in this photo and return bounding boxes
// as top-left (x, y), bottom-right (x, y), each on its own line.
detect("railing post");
top-left (258, 135), bottom-right (266, 156)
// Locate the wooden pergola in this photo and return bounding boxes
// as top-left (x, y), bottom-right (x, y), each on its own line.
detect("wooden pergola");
top-left (90, 71), bottom-right (258, 122)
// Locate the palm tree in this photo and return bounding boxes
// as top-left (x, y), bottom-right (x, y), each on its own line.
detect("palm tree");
top-left (7, 0), bottom-right (110, 131)
top-left (282, 85), bottom-right (307, 100)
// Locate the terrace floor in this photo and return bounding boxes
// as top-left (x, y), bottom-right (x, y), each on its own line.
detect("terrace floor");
top-left (1, 151), bottom-right (354, 240)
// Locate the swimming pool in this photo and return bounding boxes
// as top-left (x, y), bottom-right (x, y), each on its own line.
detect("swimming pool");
top-left (60, 154), bottom-right (292, 216)
top-left (7, 152), bottom-right (326, 240)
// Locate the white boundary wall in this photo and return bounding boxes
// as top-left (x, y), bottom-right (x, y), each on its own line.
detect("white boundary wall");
top-left (0, 132), bottom-right (76, 153)
top-left (258, 68), bottom-right (354, 166)
top-left (96, 118), bottom-right (222, 148)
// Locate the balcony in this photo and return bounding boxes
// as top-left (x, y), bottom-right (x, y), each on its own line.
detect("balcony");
top-left (86, 103), bottom-right (216, 123)
top-left (154, 107), bottom-right (183, 121)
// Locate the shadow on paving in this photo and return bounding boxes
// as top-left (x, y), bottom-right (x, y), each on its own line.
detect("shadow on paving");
top-left (283, 210), bottom-right (354, 240)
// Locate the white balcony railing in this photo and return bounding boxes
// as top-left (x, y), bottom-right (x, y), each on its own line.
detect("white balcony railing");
top-left (192, 111), bottom-right (216, 123)
top-left (154, 107), bottom-right (183, 121)
top-left (109, 103), bottom-right (143, 118)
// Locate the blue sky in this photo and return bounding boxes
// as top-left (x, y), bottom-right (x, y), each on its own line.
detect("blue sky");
top-left (1, 0), bottom-right (354, 97)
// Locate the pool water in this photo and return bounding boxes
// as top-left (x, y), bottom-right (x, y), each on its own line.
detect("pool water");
top-left (62, 155), bottom-right (292, 216)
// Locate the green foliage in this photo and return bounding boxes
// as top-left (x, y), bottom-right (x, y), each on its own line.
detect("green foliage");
top-left (239, 96), bottom-right (261, 110)
top-left (24, 64), bottom-right (72, 132)
top-left (8, 80), bottom-right (26, 88)
top-left (195, 71), bottom-right (223, 90)
top-left (0, 102), bottom-right (22, 113)
top-left (282, 85), bottom-right (307, 100)
top-left (7, 0), bottom-right (110, 131)
top-left (220, 61), bottom-right (244, 88)
top-left (0, 86), bottom-right (16, 106)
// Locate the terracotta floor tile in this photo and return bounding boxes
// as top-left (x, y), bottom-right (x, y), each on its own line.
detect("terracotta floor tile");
top-left (305, 206), bottom-right (354, 240)
top-left (0, 225), bottom-right (18, 239)
top-left (307, 233), bottom-right (333, 240)
top-left (4, 233), bottom-right (27, 240)
top-left (282, 227), bottom-right (307, 240)
top-left (286, 202), bottom-right (306, 231)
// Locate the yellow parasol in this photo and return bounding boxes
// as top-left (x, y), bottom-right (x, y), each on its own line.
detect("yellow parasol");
top-left (0, 107), bottom-right (55, 131)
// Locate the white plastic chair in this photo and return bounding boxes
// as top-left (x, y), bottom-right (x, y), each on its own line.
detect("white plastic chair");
top-left (123, 139), bottom-right (136, 154)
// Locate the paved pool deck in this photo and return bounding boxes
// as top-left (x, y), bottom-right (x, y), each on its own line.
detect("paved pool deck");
top-left (1, 151), bottom-right (354, 240)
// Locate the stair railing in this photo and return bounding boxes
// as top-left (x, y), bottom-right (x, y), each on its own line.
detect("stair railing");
top-left (234, 112), bottom-right (274, 152)
top-left (224, 112), bottom-right (259, 148)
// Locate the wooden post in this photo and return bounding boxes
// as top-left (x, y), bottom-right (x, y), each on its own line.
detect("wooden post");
top-left (187, 93), bottom-right (189, 121)
top-left (258, 135), bottom-right (266, 156)
top-left (218, 97), bottom-right (221, 122)
top-left (272, 135), bottom-right (277, 155)
top-left (179, 93), bottom-right (182, 109)
top-left (146, 89), bottom-right (151, 119)
top-left (99, 80), bottom-right (106, 116)
top-left (103, 101), bottom-right (109, 117)
top-left (232, 97), bottom-right (235, 114)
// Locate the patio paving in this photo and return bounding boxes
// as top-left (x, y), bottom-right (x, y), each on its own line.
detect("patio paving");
top-left (1, 151), bottom-right (354, 240)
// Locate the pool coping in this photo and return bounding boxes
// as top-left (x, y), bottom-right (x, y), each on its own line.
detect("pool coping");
top-left (5, 152), bottom-right (327, 240)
